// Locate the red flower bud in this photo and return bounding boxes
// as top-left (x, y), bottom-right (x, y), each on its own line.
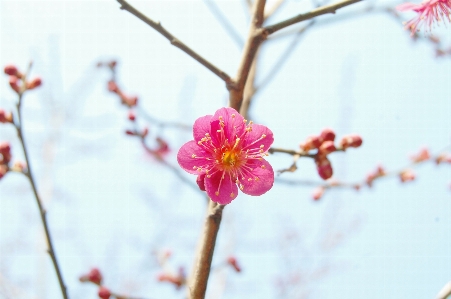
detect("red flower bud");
top-left (125, 130), bottom-right (135, 136)
top-left (141, 127), bottom-right (149, 138)
top-left (227, 256), bottom-right (242, 272)
top-left (79, 268), bottom-right (103, 285)
top-left (0, 109), bottom-right (13, 123)
top-left (9, 76), bottom-right (20, 93)
top-left (157, 273), bottom-right (184, 289)
top-left (0, 142), bottom-right (12, 165)
top-left (156, 137), bottom-right (170, 155)
top-left (98, 287), bottom-right (111, 299)
top-left (312, 187), bottom-right (325, 201)
top-left (26, 77), bottom-right (42, 90)
top-left (340, 134), bottom-right (363, 149)
top-left (196, 174), bottom-right (206, 191)
top-left (318, 141), bottom-right (336, 155)
top-left (410, 147), bottom-right (430, 163)
top-left (108, 60), bottom-right (117, 69)
top-left (320, 128), bottom-right (335, 143)
top-left (315, 157), bottom-right (333, 180)
top-left (0, 165), bottom-right (8, 180)
top-left (128, 110), bottom-right (136, 121)
top-left (107, 81), bottom-right (118, 93)
top-left (300, 135), bottom-right (322, 151)
top-left (400, 169), bottom-right (415, 183)
top-left (4, 65), bottom-right (19, 76)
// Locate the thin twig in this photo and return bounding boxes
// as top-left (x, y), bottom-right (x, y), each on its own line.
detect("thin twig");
top-left (202, 0), bottom-right (244, 48)
top-left (15, 65), bottom-right (68, 299)
top-left (264, 0), bottom-right (362, 35)
top-left (264, 0), bottom-right (286, 19)
top-left (229, 0), bottom-right (267, 111)
top-left (239, 47), bottom-right (259, 118)
top-left (187, 201), bottom-right (225, 299)
top-left (256, 22), bottom-right (314, 92)
top-left (116, 0), bottom-right (233, 86)
top-left (136, 106), bottom-right (191, 131)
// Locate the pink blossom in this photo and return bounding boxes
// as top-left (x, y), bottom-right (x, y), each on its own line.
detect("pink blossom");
top-left (400, 169), bottom-right (416, 182)
top-left (177, 107), bottom-right (274, 204)
top-left (410, 147), bottom-right (431, 163)
top-left (397, 0), bottom-right (451, 35)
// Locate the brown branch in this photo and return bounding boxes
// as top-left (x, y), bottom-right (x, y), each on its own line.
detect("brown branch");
top-left (15, 64), bottom-right (68, 299)
top-left (264, 0), bottom-right (362, 35)
top-left (187, 201), bottom-right (225, 299)
top-left (229, 0), bottom-right (267, 111)
top-left (239, 48), bottom-right (259, 118)
top-left (116, 0), bottom-right (233, 86)
top-left (437, 281), bottom-right (451, 299)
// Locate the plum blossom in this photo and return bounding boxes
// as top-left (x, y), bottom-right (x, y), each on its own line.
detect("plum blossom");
top-left (177, 107), bottom-right (274, 204)
top-left (397, 0), bottom-right (451, 35)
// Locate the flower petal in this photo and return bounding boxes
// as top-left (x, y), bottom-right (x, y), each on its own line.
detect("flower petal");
top-left (177, 140), bottom-right (212, 174)
top-left (193, 114), bottom-right (212, 143)
top-left (211, 107), bottom-right (245, 142)
top-left (242, 123), bottom-right (274, 152)
top-left (240, 159), bottom-right (274, 196)
top-left (205, 171), bottom-right (238, 205)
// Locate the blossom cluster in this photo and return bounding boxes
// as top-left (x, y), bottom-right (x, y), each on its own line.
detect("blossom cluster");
top-left (177, 107), bottom-right (274, 204)
top-left (299, 128), bottom-right (363, 180)
top-left (99, 60), bottom-right (170, 158)
top-left (4, 64), bottom-right (41, 94)
top-left (311, 147), bottom-right (451, 200)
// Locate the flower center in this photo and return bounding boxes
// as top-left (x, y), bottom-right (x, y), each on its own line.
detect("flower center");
top-left (223, 150), bottom-right (238, 166)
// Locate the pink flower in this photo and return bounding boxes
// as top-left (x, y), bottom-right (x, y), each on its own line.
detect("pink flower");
top-left (397, 0), bottom-right (451, 35)
top-left (177, 107), bottom-right (274, 204)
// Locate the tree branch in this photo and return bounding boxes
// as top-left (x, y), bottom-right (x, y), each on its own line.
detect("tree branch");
top-left (229, 0), bottom-right (267, 111)
top-left (187, 201), bottom-right (225, 299)
top-left (437, 281), bottom-right (451, 299)
top-left (264, 0), bottom-right (362, 35)
top-left (116, 0), bottom-right (233, 86)
top-left (202, 0), bottom-right (244, 48)
top-left (15, 64), bottom-right (68, 299)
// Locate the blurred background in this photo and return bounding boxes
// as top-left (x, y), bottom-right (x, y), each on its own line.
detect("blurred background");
top-left (0, 0), bottom-right (450, 298)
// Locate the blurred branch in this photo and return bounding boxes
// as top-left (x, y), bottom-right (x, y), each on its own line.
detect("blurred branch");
top-left (187, 201), bottom-right (225, 299)
top-left (264, 0), bottom-right (362, 35)
top-left (239, 48), bottom-right (258, 118)
top-left (229, 0), bottom-right (267, 111)
top-left (15, 63), bottom-right (68, 299)
top-left (256, 22), bottom-right (314, 92)
top-left (117, 0), bottom-right (233, 86)
top-left (202, 0), bottom-right (244, 48)
top-left (136, 106), bottom-right (191, 131)
top-left (140, 136), bottom-right (202, 194)
top-left (264, 0), bottom-right (286, 19)
top-left (437, 281), bottom-right (451, 299)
